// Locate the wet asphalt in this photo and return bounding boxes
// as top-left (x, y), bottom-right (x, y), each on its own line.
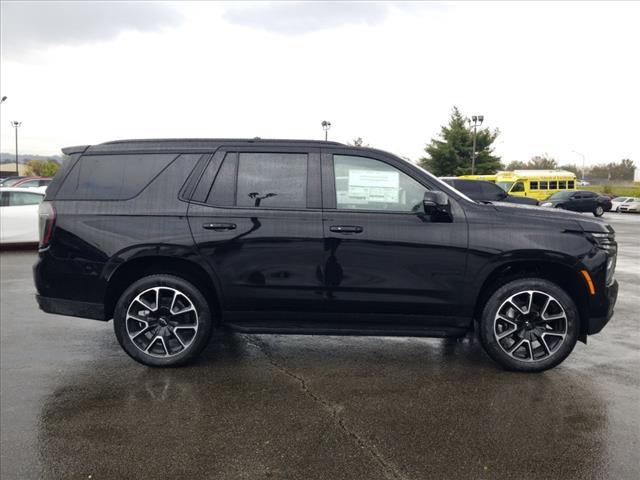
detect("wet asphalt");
top-left (1, 213), bottom-right (639, 480)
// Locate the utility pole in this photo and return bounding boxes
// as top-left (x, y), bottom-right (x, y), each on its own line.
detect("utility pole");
top-left (572, 150), bottom-right (585, 183)
top-left (11, 121), bottom-right (22, 175)
top-left (321, 120), bottom-right (331, 141)
top-left (469, 115), bottom-right (484, 175)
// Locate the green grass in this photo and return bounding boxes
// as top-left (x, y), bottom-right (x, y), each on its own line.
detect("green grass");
top-left (589, 184), bottom-right (640, 197)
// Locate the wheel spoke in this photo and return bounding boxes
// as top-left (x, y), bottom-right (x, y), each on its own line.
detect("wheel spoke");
top-left (131, 325), bottom-right (152, 341)
top-left (497, 325), bottom-right (517, 340)
top-left (536, 332), bottom-right (551, 356)
top-left (541, 313), bottom-right (565, 322)
top-left (170, 327), bottom-right (186, 348)
top-left (525, 292), bottom-right (533, 314)
top-left (509, 338), bottom-right (526, 354)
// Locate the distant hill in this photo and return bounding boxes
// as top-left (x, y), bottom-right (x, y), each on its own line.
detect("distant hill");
top-left (0, 153), bottom-right (62, 164)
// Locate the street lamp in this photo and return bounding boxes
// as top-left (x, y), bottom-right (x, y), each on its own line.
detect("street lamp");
top-left (469, 115), bottom-right (484, 175)
top-left (11, 121), bottom-right (22, 175)
top-left (321, 120), bottom-right (331, 141)
top-left (572, 150), bottom-right (585, 183)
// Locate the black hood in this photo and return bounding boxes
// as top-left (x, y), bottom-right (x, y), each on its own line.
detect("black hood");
top-left (489, 202), bottom-right (613, 234)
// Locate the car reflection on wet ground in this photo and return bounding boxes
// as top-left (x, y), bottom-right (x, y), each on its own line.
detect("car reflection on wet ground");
top-left (1, 213), bottom-right (639, 479)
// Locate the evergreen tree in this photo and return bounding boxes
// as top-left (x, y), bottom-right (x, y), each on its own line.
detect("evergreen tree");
top-left (419, 107), bottom-right (502, 176)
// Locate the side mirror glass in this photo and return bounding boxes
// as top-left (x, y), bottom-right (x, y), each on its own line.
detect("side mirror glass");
top-left (423, 191), bottom-right (449, 215)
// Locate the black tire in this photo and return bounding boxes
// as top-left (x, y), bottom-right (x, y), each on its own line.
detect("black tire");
top-left (113, 274), bottom-right (213, 367)
top-left (593, 205), bottom-right (604, 217)
top-left (479, 278), bottom-right (579, 373)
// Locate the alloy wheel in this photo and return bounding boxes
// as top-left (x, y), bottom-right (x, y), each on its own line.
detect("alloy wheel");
top-left (493, 290), bottom-right (568, 362)
top-left (126, 287), bottom-right (199, 358)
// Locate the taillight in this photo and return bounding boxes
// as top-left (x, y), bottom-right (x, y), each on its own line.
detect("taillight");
top-left (38, 201), bottom-right (56, 249)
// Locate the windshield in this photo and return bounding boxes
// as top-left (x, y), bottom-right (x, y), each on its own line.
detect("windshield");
top-left (549, 191), bottom-right (573, 200)
top-left (496, 182), bottom-right (513, 192)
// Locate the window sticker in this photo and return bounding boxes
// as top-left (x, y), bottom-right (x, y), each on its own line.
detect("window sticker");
top-left (344, 169), bottom-right (400, 204)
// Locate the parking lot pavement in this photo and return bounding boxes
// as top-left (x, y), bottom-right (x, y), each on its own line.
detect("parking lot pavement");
top-left (1, 213), bottom-right (639, 480)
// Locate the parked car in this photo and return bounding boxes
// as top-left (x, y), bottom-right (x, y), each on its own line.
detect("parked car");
top-left (441, 178), bottom-right (538, 205)
top-left (0, 187), bottom-right (45, 244)
top-left (12, 176), bottom-right (52, 188)
top-left (611, 196), bottom-right (638, 212)
top-left (540, 190), bottom-right (612, 217)
top-left (577, 180), bottom-right (591, 186)
top-left (0, 176), bottom-right (28, 187)
top-left (619, 198), bottom-right (640, 213)
top-left (34, 139), bottom-right (618, 372)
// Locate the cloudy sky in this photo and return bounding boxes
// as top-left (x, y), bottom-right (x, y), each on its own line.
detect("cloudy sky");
top-left (1, 1), bottom-right (639, 167)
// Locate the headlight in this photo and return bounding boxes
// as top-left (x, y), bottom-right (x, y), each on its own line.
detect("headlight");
top-left (541, 202), bottom-right (552, 207)
top-left (590, 232), bottom-right (617, 285)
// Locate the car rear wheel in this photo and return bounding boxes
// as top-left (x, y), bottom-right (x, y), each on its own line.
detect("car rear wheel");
top-left (479, 278), bottom-right (579, 372)
top-left (113, 274), bottom-right (213, 367)
top-left (593, 205), bottom-right (604, 217)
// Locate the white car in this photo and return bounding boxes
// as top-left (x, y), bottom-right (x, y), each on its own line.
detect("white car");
top-left (611, 196), bottom-right (638, 212)
top-left (0, 187), bottom-right (45, 244)
top-left (619, 198), bottom-right (640, 213)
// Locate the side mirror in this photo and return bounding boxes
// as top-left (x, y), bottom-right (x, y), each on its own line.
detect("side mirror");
top-left (423, 191), bottom-right (450, 215)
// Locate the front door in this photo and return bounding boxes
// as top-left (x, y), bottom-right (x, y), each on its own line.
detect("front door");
top-left (187, 147), bottom-right (325, 317)
top-left (319, 150), bottom-right (469, 327)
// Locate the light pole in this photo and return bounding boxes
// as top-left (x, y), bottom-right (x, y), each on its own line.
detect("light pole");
top-left (11, 121), bottom-right (22, 175)
top-left (469, 115), bottom-right (484, 175)
top-left (572, 150), bottom-right (585, 183)
top-left (321, 120), bottom-right (331, 141)
top-left (0, 96), bottom-right (7, 105)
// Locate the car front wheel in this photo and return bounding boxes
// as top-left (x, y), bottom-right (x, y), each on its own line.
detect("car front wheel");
top-left (113, 274), bottom-right (213, 367)
top-left (479, 278), bottom-right (579, 372)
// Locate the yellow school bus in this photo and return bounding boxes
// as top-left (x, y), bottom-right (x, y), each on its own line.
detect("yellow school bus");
top-left (495, 170), bottom-right (577, 201)
top-left (458, 174), bottom-right (498, 182)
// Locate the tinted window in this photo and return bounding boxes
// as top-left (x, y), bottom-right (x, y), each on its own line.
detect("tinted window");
top-left (57, 154), bottom-right (176, 200)
top-left (549, 181), bottom-right (558, 189)
top-left (530, 181), bottom-right (538, 190)
top-left (5, 191), bottom-right (44, 206)
top-left (236, 153), bottom-right (307, 208)
top-left (540, 181), bottom-right (548, 189)
top-left (480, 181), bottom-right (505, 200)
top-left (582, 191), bottom-right (597, 198)
top-left (567, 180), bottom-right (575, 189)
top-left (457, 180), bottom-right (482, 196)
top-left (559, 181), bottom-right (567, 189)
top-left (334, 155), bottom-right (427, 212)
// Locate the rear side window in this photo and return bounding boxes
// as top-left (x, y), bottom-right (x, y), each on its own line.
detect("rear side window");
top-left (236, 153), bottom-right (307, 208)
top-left (57, 154), bottom-right (176, 200)
top-left (200, 152), bottom-right (308, 209)
top-left (480, 181), bottom-right (504, 200)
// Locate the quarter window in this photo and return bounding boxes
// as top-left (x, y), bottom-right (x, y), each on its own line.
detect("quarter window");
top-left (57, 154), bottom-right (176, 200)
top-left (333, 155), bottom-right (427, 212)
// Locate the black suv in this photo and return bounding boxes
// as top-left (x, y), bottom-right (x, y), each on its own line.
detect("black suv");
top-left (34, 139), bottom-right (618, 372)
top-left (440, 178), bottom-right (539, 205)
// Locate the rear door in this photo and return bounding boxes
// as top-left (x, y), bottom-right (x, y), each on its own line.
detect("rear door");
top-left (319, 148), bottom-right (469, 326)
top-left (0, 191), bottom-right (43, 243)
top-left (187, 146), bottom-right (325, 316)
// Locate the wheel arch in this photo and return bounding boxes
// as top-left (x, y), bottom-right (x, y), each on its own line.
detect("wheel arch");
top-left (473, 258), bottom-right (590, 341)
top-left (104, 256), bottom-right (222, 321)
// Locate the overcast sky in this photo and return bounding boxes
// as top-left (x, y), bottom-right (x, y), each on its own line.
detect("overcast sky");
top-left (1, 1), bottom-right (639, 167)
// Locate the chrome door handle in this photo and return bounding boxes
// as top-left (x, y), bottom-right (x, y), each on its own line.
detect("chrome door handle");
top-left (329, 225), bottom-right (363, 234)
top-left (203, 222), bottom-right (236, 231)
